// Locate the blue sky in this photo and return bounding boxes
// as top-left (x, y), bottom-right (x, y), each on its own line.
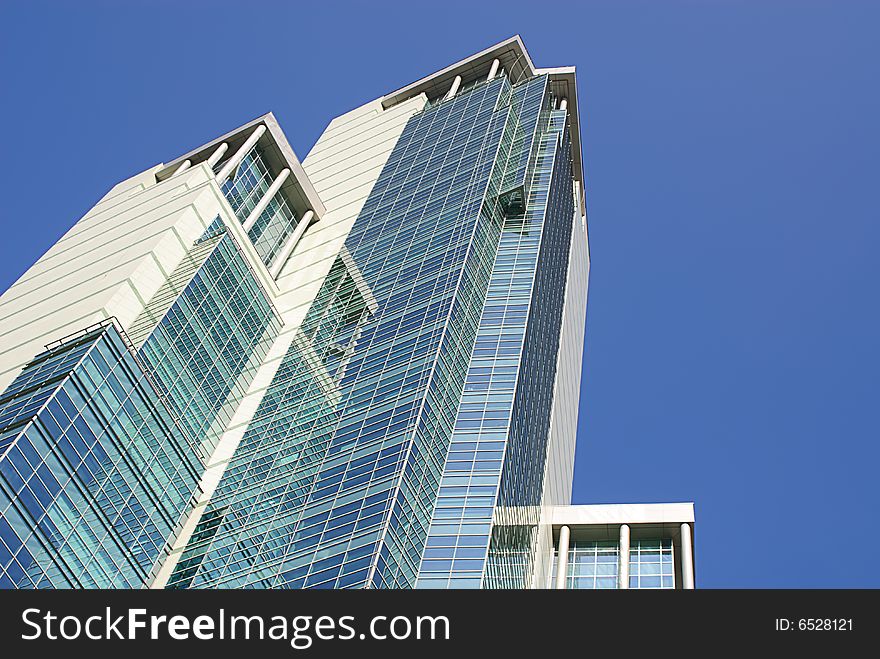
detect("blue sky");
top-left (1, 1), bottom-right (878, 587)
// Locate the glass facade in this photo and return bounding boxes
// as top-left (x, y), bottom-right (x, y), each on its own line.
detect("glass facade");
top-left (417, 79), bottom-right (577, 589)
top-left (560, 541), bottom-right (619, 590)
top-left (0, 323), bottom-right (201, 588)
top-left (551, 539), bottom-right (677, 589)
top-left (0, 214), bottom-right (281, 589)
top-left (629, 539), bottom-right (675, 589)
top-left (167, 253), bottom-right (377, 588)
top-left (217, 145), bottom-right (300, 269)
top-left (165, 71), bottom-right (582, 590)
top-left (482, 106), bottom-right (575, 589)
top-left (0, 54), bottom-right (590, 590)
top-left (136, 228), bottom-right (282, 459)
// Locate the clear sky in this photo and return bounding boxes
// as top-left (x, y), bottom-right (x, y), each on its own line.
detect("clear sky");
top-left (1, 1), bottom-right (878, 588)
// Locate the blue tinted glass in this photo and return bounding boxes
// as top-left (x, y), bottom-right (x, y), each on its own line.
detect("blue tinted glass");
top-left (0, 324), bottom-right (201, 588)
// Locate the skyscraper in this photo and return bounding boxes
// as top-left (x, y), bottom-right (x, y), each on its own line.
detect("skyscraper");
top-left (0, 37), bottom-right (693, 590)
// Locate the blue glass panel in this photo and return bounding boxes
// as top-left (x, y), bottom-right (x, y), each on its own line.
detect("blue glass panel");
top-left (171, 76), bottom-right (525, 589)
top-left (0, 323), bottom-right (201, 588)
top-left (137, 232), bottom-right (281, 459)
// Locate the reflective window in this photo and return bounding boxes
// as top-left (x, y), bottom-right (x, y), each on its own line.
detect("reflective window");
top-left (217, 146), bottom-right (299, 269)
top-left (551, 538), bottom-right (676, 590)
top-left (0, 324), bottom-right (201, 588)
top-left (171, 75), bottom-right (558, 590)
top-left (551, 541), bottom-right (619, 590)
top-left (629, 538), bottom-right (675, 589)
top-left (137, 229), bottom-right (281, 459)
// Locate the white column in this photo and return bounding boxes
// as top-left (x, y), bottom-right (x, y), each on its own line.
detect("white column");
top-left (444, 75), bottom-right (462, 100)
top-left (618, 524), bottom-right (630, 589)
top-left (680, 523), bottom-right (694, 589)
top-left (269, 209), bottom-right (315, 279)
top-left (171, 159), bottom-right (191, 177)
top-left (206, 142), bottom-right (229, 168)
top-left (487, 58), bottom-right (500, 80)
top-left (241, 168), bottom-right (290, 233)
top-left (559, 98), bottom-right (568, 111)
top-left (555, 525), bottom-right (570, 590)
top-left (215, 125), bottom-right (267, 186)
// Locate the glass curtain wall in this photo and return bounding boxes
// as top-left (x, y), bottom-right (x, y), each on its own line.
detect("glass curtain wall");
top-left (0, 324), bottom-right (201, 588)
top-left (484, 108), bottom-right (576, 589)
top-left (416, 75), bottom-right (557, 588)
top-left (550, 539), bottom-right (676, 589)
top-left (137, 228), bottom-right (282, 459)
top-left (217, 146), bottom-right (300, 270)
top-left (170, 75), bottom-right (531, 589)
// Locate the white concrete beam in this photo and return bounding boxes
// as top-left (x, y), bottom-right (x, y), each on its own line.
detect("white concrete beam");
top-left (206, 142), bottom-right (229, 168)
top-left (681, 522), bottom-right (695, 589)
top-left (444, 75), bottom-right (462, 101)
top-left (618, 524), bottom-right (630, 589)
top-left (555, 525), bottom-right (570, 590)
top-left (242, 168), bottom-right (290, 233)
top-left (487, 58), bottom-right (500, 80)
top-left (269, 209), bottom-right (316, 279)
top-left (171, 159), bottom-right (191, 177)
top-left (215, 125), bottom-right (267, 186)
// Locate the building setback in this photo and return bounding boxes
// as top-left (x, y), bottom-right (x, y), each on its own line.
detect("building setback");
top-left (0, 36), bottom-right (694, 589)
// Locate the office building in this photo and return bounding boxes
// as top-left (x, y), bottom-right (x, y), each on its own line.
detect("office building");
top-left (547, 503), bottom-right (695, 589)
top-left (0, 36), bottom-right (693, 589)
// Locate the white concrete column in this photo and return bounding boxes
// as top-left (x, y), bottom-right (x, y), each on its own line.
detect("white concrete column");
top-left (241, 168), bottom-right (290, 233)
top-left (444, 75), bottom-right (462, 100)
top-left (680, 523), bottom-right (694, 589)
top-left (171, 159), bottom-right (191, 177)
top-left (269, 209), bottom-right (315, 279)
top-left (215, 125), bottom-right (267, 186)
top-left (559, 98), bottom-right (568, 111)
top-left (487, 58), bottom-right (500, 80)
top-left (618, 524), bottom-right (630, 589)
top-left (555, 525), bottom-right (571, 590)
top-left (206, 142), bottom-right (229, 168)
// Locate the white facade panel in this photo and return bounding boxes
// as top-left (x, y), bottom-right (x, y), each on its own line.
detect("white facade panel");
top-left (272, 95), bottom-right (426, 329)
top-left (0, 165), bottom-right (226, 392)
top-left (531, 210), bottom-right (590, 588)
